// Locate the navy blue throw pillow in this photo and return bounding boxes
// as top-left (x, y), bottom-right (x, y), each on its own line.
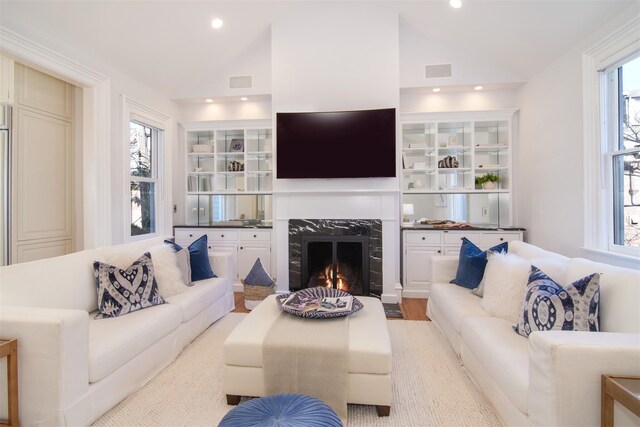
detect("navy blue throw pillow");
top-left (165, 235), bottom-right (215, 282)
top-left (244, 258), bottom-right (273, 286)
top-left (451, 237), bottom-right (508, 289)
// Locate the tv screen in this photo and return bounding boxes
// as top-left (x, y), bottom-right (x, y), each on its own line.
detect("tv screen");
top-left (276, 108), bottom-right (396, 179)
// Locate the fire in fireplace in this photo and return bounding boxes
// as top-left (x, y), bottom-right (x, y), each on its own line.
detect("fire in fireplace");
top-left (308, 262), bottom-right (358, 292)
top-left (302, 236), bottom-right (369, 295)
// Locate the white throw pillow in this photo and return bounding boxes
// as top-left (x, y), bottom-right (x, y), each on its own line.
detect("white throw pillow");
top-left (480, 252), bottom-right (570, 324)
top-left (480, 252), bottom-right (531, 323)
top-left (174, 248), bottom-right (192, 285)
top-left (148, 244), bottom-right (189, 297)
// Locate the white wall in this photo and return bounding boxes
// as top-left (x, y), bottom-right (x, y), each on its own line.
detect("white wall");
top-left (400, 26), bottom-right (523, 89)
top-left (517, 5), bottom-right (639, 266)
top-left (179, 100), bottom-right (271, 122)
top-left (175, 32), bottom-right (271, 100)
top-left (271, 2), bottom-right (402, 302)
top-left (400, 89), bottom-right (520, 113)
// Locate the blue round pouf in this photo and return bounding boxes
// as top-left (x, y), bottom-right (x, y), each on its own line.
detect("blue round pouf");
top-left (218, 393), bottom-right (343, 427)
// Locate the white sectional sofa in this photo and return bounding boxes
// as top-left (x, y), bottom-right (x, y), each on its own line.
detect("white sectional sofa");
top-left (428, 240), bottom-right (640, 427)
top-left (0, 237), bottom-right (234, 426)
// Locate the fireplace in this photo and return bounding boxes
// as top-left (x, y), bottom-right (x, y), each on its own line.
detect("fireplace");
top-left (302, 235), bottom-right (370, 295)
top-left (289, 219), bottom-right (382, 297)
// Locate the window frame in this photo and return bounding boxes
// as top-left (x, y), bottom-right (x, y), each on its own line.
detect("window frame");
top-left (583, 16), bottom-right (640, 264)
top-left (601, 52), bottom-right (640, 258)
top-left (122, 96), bottom-right (172, 242)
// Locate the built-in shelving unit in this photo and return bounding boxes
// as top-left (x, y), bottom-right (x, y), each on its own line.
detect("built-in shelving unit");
top-left (181, 120), bottom-right (273, 226)
top-left (184, 122), bottom-right (273, 195)
top-left (401, 113), bottom-right (513, 194)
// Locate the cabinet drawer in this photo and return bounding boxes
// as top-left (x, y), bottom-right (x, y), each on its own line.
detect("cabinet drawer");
top-left (482, 232), bottom-right (519, 248)
top-left (405, 232), bottom-right (441, 245)
top-left (239, 230), bottom-right (271, 242)
top-left (442, 231), bottom-right (481, 245)
top-left (208, 230), bottom-right (238, 241)
top-left (174, 229), bottom-right (206, 243)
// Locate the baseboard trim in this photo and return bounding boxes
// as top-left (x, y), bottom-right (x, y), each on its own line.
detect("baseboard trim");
top-left (402, 289), bottom-right (430, 298)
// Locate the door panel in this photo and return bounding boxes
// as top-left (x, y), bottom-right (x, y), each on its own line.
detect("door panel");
top-left (15, 109), bottom-right (72, 242)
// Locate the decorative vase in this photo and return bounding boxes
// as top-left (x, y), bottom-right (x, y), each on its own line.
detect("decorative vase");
top-left (482, 181), bottom-right (497, 190)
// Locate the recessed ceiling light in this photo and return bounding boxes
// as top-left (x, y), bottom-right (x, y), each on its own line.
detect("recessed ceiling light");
top-left (240, 97), bottom-right (248, 101)
top-left (211, 18), bottom-right (224, 29)
top-left (474, 85), bottom-right (483, 91)
top-left (432, 88), bottom-right (441, 93)
top-left (450, 0), bottom-right (462, 8)
top-left (205, 98), bottom-right (213, 103)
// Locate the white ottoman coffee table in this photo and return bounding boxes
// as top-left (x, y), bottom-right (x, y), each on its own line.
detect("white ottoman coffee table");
top-left (223, 294), bottom-right (392, 416)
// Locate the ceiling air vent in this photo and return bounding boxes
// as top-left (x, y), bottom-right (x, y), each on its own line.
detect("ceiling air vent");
top-left (425, 64), bottom-right (452, 79)
top-left (229, 75), bottom-right (253, 89)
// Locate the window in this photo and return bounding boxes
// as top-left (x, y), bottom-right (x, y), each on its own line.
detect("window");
top-left (129, 121), bottom-right (161, 237)
top-left (603, 55), bottom-right (640, 256)
top-left (583, 17), bottom-right (639, 263)
top-left (122, 95), bottom-right (171, 242)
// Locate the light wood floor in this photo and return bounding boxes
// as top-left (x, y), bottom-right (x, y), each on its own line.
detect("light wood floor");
top-left (232, 292), bottom-right (429, 321)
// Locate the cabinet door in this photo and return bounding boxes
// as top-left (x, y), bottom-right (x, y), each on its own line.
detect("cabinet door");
top-left (237, 243), bottom-right (271, 281)
top-left (0, 54), bottom-right (14, 104)
top-left (15, 239), bottom-right (71, 263)
top-left (404, 245), bottom-right (441, 296)
top-left (16, 64), bottom-right (72, 119)
top-left (15, 108), bottom-right (72, 242)
top-left (208, 242), bottom-right (238, 280)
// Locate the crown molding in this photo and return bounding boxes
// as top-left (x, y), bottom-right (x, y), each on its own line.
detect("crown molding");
top-left (0, 26), bottom-right (108, 87)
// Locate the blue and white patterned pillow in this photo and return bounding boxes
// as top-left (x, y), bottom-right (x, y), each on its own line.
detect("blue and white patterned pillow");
top-left (514, 266), bottom-right (600, 337)
top-left (93, 252), bottom-right (166, 319)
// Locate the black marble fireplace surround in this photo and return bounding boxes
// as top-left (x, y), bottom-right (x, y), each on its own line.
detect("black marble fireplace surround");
top-left (289, 219), bottom-right (383, 297)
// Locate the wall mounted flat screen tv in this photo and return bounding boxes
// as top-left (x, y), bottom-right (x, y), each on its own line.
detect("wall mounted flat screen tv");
top-left (276, 108), bottom-right (396, 179)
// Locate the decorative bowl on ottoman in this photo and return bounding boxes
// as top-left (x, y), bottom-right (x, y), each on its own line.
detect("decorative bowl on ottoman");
top-left (276, 287), bottom-right (363, 319)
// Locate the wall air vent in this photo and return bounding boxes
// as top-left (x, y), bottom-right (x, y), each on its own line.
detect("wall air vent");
top-left (229, 75), bottom-right (253, 89)
top-left (425, 64), bottom-right (452, 79)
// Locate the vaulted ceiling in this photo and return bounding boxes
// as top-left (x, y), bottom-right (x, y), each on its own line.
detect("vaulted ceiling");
top-left (0, 0), bottom-right (635, 101)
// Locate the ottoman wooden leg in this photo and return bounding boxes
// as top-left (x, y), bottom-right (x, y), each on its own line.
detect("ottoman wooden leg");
top-left (376, 405), bottom-right (390, 417)
top-left (226, 395), bottom-right (241, 405)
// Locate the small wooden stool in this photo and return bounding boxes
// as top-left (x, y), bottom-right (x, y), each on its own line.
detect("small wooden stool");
top-left (0, 339), bottom-right (18, 427)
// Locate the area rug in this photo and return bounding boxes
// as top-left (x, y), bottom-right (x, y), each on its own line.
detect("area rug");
top-left (93, 313), bottom-right (503, 427)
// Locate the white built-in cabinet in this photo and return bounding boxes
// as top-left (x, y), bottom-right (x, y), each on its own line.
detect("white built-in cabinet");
top-left (12, 64), bottom-right (74, 263)
top-left (401, 111), bottom-right (514, 194)
top-left (182, 120), bottom-right (272, 194)
top-left (174, 227), bottom-right (272, 289)
top-left (402, 229), bottom-right (523, 298)
top-left (0, 54), bottom-right (14, 104)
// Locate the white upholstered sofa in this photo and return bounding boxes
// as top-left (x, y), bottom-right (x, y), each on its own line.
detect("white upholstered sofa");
top-left (0, 237), bottom-right (234, 426)
top-left (428, 240), bottom-right (640, 427)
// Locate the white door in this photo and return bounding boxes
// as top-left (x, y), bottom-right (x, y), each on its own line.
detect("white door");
top-left (237, 243), bottom-right (271, 281)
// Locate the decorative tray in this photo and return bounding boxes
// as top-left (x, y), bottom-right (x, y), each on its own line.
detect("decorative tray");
top-left (276, 287), bottom-right (363, 319)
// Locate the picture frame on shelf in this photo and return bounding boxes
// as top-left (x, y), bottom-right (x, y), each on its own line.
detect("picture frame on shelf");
top-left (229, 138), bottom-right (244, 152)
